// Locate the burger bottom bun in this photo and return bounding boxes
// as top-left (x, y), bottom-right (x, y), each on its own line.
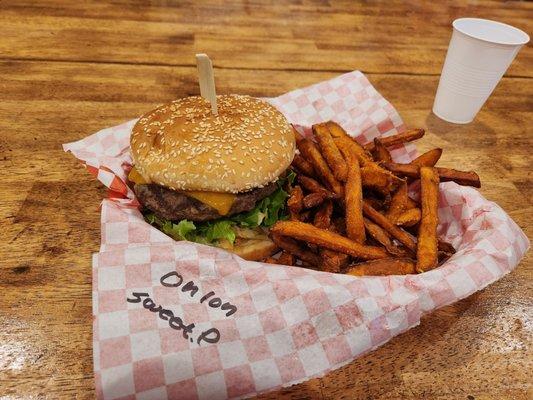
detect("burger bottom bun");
top-left (228, 238), bottom-right (278, 261)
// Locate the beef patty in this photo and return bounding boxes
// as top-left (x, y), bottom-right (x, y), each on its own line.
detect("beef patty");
top-left (135, 181), bottom-right (278, 222)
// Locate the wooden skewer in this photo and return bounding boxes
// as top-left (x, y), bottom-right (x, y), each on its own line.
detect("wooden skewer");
top-left (195, 53), bottom-right (218, 115)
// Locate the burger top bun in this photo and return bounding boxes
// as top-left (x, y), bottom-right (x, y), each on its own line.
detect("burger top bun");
top-left (131, 95), bottom-right (295, 193)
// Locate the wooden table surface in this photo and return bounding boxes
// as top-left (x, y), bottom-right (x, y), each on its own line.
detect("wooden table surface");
top-left (0, 1), bottom-right (531, 399)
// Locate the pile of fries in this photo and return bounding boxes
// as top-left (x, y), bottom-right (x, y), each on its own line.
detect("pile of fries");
top-left (264, 121), bottom-right (481, 276)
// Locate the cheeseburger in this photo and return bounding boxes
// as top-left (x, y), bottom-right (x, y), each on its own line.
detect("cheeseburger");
top-left (129, 94), bottom-right (296, 260)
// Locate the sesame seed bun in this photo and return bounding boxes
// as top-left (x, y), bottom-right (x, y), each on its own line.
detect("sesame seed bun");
top-left (131, 95), bottom-right (295, 193)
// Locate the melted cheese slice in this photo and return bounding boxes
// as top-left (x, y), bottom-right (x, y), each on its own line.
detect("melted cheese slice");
top-left (129, 167), bottom-right (236, 216)
top-left (187, 191), bottom-right (236, 216)
top-left (128, 166), bottom-right (148, 184)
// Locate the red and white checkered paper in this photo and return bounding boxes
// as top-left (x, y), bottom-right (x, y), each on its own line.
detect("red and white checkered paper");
top-left (64, 71), bottom-right (528, 400)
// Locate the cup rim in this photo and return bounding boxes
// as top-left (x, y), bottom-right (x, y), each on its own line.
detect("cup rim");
top-left (453, 18), bottom-right (530, 46)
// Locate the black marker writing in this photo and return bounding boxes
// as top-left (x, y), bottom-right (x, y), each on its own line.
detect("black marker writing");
top-left (168, 316), bottom-right (195, 340)
top-left (160, 271), bottom-right (238, 316)
top-left (181, 281), bottom-right (199, 297)
top-left (160, 271), bottom-right (183, 287)
top-left (208, 297), bottom-right (222, 308)
top-left (143, 297), bottom-right (162, 313)
top-left (126, 292), bottom-right (149, 303)
top-left (200, 291), bottom-right (216, 303)
top-left (159, 308), bottom-right (173, 321)
top-left (127, 271), bottom-right (238, 345)
top-left (221, 302), bottom-right (237, 317)
top-left (197, 328), bottom-right (221, 345)
top-left (126, 292), bottom-right (196, 340)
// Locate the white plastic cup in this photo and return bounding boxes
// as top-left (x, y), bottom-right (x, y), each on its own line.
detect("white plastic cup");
top-left (433, 18), bottom-right (529, 124)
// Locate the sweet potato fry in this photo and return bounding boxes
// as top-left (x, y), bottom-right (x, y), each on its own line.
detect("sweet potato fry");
top-left (416, 167), bottom-right (440, 273)
top-left (438, 251), bottom-right (451, 262)
top-left (438, 239), bottom-right (456, 254)
top-left (388, 245), bottom-right (410, 258)
top-left (360, 164), bottom-right (402, 194)
top-left (362, 200), bottom-right (417, 252)
top-left (346, 258), bottom-right (416, 276)
top-left (434, 167), bottom-right (481, 187)
top-left (278, 251), bottom-right (294, 266)
top-left (314, 200), bottom-right (333, 229)
top-left (321, 249), bottom-right (350, 273)
top-left (303, 192), bottom-right (327, 209)
top-left (395, 208), bottom-right (421, 227)
top-left (297, 139), bottom-right (344, 196)
top-left (292, 154), bottom-right (315, 176)
top-left (271, 221), bottom-right (388, 259)
top-left (344, 153), bottom-right (365, 243)
top-left (299, 210), bottom-right (311, 222)
top-left (406, 195), bottom-right (417, 209)
top-left (383, 162), bottom-right (481, 188)
top-left (364, 197), bottom-right (385, 211)
top-left (385, 182), bottom-right (416, 222)
top-left (288, 186), bottom-right (304, 212)
top-left (326, 121), bottom-right (355, 141)
top-left (316, 216), bottom-right (351, 271)
top-left (272, 121), bottom-right (472, 275)
top-left (263, 257), bottom-right (278, 264)
top-left (298, 175), bottom-right (337, 198)
top-left (438, 239), bottom-right (456, 262)
top-left (363, 218), bottom-right (407, 257)
top-left (334, 135), bottom-right (373, 166)
top-left (336, 135), bottom-right (401, 194)
top-left (363, 128), bottom-right (425, 152)
top-left (313, 123), bottom-right (348, 182)
top-left (270, 233), bottom-right (321, 266)
top-left (287, 186), bottom-right (304, 220)
top-left (411, 148), bottom-right (443, 167)
top-left (300, 260), bottom-right (319, 270)
top-left (332, 217), bottom-right (346, 235)
top-left (373, 138), bottom-right (392, 163)
top-left (363, 217), bottom-right (391, 246)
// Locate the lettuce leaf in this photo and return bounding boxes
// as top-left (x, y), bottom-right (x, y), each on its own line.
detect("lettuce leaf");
top-left (231, 206), bottom-right (266, 228)
top-left (144, 171), bottom-right (295, 245)
top-left (285, 169), bottom-right (296, 186)
top-left (157, 219), bottom-right (196, 241)
top-left (197, 220), bottom-right (236, 244)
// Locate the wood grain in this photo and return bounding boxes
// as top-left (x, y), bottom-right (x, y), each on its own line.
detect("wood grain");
top-left (0, 1), bottom-right (531, 399)
top-left (0, 1), bottom-right (531, 76)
